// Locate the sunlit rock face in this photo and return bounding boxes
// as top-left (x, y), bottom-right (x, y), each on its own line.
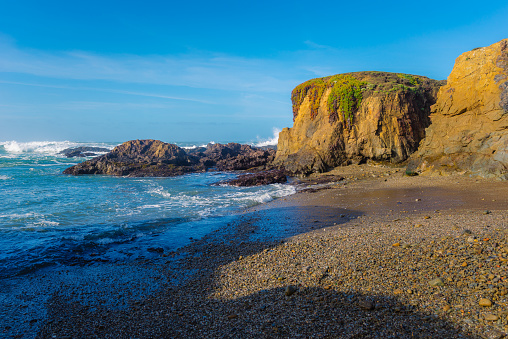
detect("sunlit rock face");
top-left (408, 39), bottom-right (508, 180)
top-left (274, 71), bottom-right (444, 175)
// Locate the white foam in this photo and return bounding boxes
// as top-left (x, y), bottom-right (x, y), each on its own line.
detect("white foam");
top-left (0, 175), bottom-right (10, 180)
top-left (147, 186), bottom-right (172, 198)
top-left (181, 141), bottom-right (216, 150)
top-left (139, 204), bottom-right (162, 209)
top-left (254, 127), bottom-right (280, 147)
top-left (0, 212), bottom-right (42, 219)
top-left (32, 221), bottom-right (60, 227)
top-left (0, 141), bottom-right (115, 157)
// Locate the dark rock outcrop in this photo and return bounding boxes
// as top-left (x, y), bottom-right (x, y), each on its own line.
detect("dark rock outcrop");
top-left (407, 39), bottom-right (508, 180)
top-left (59, 146), bottom-right (110, 158)
top-left (224, 170), bottom-right (287, 187)
top-left (63, 140), bottom-right (276, 177)
top-left (192, 143), bottom-right (276, 171)
top-left (273, 72), bottom-right (445, 175)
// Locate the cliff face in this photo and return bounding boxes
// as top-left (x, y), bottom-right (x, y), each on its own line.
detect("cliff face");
top-left (407, 39), bottom-right (508, 179)
top-left (274, 72), bottom-right (444, 175)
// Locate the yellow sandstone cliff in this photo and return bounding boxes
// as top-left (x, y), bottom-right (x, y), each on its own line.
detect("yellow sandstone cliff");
top-left (274, 72), bottom-right (444, 175)
top-left (407, 39), bottom-right (508, 179)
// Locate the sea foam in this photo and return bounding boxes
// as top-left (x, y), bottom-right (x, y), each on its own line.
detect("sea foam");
top-left (253, 127), bottom-right (280, 147)
top-left (0, 141), bottom-right (115, 156)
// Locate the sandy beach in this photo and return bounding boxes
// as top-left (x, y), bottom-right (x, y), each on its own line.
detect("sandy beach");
top-left (33, 165), bottom-right (508, 338)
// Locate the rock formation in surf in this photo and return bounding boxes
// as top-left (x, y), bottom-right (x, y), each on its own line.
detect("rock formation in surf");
top-left (407, 39), bottom-right (508, 180)
top-left (273, 71), bottom-right (444, 175)
top-left (63, 139), bottom-right (276, 177)
top-left (59, 146), bottom-right (110, 158)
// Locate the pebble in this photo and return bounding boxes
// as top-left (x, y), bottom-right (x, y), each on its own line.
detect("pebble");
top-left (285, 285), bottom-right (297, 296)
top-left (428, 278), bottom-right (444, 287)
top-left (358, 300), bottom-right (374, 310)
top-left (484, 314), bottom-right (499, 321)
top-left (479, 298), bottom-right (493, 307)
top-left (482, 327), bottom-right (505, 339)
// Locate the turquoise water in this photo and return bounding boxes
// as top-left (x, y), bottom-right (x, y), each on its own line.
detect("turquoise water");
top-left (0, 141), bottom-right (294, 279)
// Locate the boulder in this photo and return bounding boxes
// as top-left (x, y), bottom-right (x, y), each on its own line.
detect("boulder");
top-left (188, 143), bottom-right (276, 171)
top-left (224, 169), bottom-right (287, 187)
top-left (407, 39), bottom-right (508, 179)
top-left (274, 72), bottom-right (444, 175)
top-left (59, 146), bottom-right (110, 158)
top-left (63, 139), bottom-right (199, 176)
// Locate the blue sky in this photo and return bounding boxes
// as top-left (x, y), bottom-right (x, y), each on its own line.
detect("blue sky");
top-left (0, 1), bottom-right (507, 143)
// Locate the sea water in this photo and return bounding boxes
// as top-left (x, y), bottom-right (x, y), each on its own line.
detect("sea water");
top-left (0, 141), bottom-right (295, 279)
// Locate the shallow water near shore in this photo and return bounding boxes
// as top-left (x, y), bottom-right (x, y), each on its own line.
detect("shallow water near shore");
top-left (0, 141), bottom-right (295, 279)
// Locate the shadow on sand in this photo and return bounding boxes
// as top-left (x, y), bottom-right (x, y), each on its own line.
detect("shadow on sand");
top-left (37, 205), bottom-right (478, 339)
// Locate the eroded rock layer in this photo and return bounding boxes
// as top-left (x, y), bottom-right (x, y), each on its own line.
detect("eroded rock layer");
top-left (407, 39), bottom-right (508, 179)
top-left (274, 72), bottom-right (444, 175)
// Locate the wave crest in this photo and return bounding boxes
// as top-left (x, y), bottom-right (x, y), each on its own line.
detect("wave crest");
top-left (254, 127), bottom-right (280, 147)
top-left (0, 141), bottom-right (115, 156)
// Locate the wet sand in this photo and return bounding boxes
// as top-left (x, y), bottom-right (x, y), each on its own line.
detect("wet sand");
top-left (15, 166), bottom-right (508, 338)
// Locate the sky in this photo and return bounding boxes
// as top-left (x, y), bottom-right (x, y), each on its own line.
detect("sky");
top-left (0, 1), bottom-right (507, 143)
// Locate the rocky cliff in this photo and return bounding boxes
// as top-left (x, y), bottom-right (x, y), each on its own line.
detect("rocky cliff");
top-left (63, 139), bottom-right (276, 177)
top-left (274, 72), bottom-right (444, 175)
top-left (407, 39), bottom-right (508, 180)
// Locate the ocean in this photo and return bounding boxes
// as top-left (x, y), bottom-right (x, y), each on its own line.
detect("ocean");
top-left (0, 140), bottom-right (295, 280)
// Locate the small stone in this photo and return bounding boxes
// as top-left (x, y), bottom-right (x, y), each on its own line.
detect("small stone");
top-left (484, 314), bottom-right (499, 321)
top-left (402, 244), bottom-right (411, 249)
top-left (483, 210), bottom-right (491, 215)
top-left (443, 305), bottom-right (451, 312)
top-left (463, 229), bottom-right (472, 234)
top-left (392, 243), bottom-right (400, 247)
top-left (358, 300), bottom-right (374, 310)
top-left (429, 278), bottom-right (445, 287)
top-left (482, 326), bottom-right (505, 339)
top-left (393, 289), bottom-right (404, 295)
top-left (285, 285), bottom-right (297, 296)
top-left (479, 298), bottom-right (493, 307)
top-left (415, 224), bottom-right (423, 228)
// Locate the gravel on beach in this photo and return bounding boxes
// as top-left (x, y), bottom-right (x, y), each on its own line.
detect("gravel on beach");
top-left (32, 167), bottom-right (508, 339)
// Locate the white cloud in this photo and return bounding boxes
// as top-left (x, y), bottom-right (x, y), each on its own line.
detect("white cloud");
top-left (0, 39), bottom-right (297, 94)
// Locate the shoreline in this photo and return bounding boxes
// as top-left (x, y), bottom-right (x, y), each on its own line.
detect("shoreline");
top-left (9, 165), bottom-right (508, 338)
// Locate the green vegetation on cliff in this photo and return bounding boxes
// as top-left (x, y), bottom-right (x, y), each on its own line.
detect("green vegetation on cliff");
top-left (291, 71), bottom-right (445, 124)
top-left (327, 75), bottom-right (366, 127)
top-left (291, 78), bottom-right (326, 120)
